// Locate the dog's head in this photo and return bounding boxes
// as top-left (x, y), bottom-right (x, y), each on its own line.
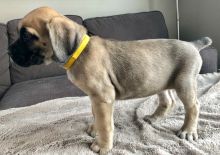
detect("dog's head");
top-left (9, 26), bottom-right (45, 67)
top-left (9, 7), bottom-right (86, 67)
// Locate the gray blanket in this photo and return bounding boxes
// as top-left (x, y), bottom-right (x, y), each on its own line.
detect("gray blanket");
top-left (0, 73), bottom-right (220, 155)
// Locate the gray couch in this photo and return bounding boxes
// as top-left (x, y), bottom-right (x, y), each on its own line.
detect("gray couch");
top-left (0, 11), bottom-right (218, 109)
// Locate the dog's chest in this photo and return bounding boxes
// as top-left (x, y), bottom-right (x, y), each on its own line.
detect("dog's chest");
top-left (66, 70), bottom-right (89, 95)
top-left (66, 70), bottom-right (77, 84)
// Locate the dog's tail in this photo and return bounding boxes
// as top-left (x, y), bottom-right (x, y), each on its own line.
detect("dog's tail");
top-left (191, 37), bottom-right (212, 51)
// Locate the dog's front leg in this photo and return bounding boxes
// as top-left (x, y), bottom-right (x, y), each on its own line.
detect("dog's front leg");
top-left (90, 98), bottom-right (114, 155)
top-left (87, 104), bottom-right (97, 137)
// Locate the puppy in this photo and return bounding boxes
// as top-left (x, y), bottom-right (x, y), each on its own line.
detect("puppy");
top-left (9, 7), bottom-right (212, 154)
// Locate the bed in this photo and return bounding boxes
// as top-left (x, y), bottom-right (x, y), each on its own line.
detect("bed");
top-left (0, 73), bottom-right (219, 155)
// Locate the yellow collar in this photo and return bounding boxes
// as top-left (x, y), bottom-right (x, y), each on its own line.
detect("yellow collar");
top-left (63, 34), bottom-right (90, 70)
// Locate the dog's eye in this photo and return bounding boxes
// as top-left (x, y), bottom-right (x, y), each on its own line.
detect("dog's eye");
top-left (42, 42), bottom-right (47, 46)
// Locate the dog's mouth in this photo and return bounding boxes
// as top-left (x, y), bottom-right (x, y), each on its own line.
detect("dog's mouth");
top-left (9, 39), bottom-right (45, 67)
top-left (10, 52), bottom-right (44, 67)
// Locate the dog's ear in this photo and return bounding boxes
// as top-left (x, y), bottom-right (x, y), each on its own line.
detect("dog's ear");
top-left (46, 16), bottom-right (77, 63)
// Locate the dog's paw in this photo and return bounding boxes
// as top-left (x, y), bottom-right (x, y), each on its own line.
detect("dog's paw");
top-left (87, 124), bottom-right (97, 137)
top-left (177, 129), bottom-right (198, 142)
top-left (90, 141), bottom-right (112, 155)
top-left (143, 115), bottom-right (159, 124)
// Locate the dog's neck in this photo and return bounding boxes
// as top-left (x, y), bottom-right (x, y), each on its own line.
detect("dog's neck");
top-left (69, 32), bottom-right (86, 55)
top-left (63, 33), bottom-right (90, 69)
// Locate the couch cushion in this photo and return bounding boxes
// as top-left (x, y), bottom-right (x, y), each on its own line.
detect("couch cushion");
top-left (0, 75), bottom-right (85, 110)
top-left (0, 24), bottom-right (11, 99)
top-left (7, 15), bottom-right (83, 83)
top-left (84, 11), bottom-right (169, 41)
top-left (200, 47), bottom-right (218, 74)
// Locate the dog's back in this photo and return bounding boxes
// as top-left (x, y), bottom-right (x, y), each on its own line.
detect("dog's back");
top-left (102, 38), bottom-right (202, 99)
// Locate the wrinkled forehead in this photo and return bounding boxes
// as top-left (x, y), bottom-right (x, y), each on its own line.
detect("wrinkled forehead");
top-left (18, 7), bottom-right (62, 36)
top-left (21, 27), bottom-right (40, 38)
top-left (18, 20), bottom-right (47, 38)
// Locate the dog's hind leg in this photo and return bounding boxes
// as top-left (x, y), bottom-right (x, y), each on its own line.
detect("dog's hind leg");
top-left (144, 90), bottom-right (175, 124)
top-left (175, 75), bottom-right (199, 141)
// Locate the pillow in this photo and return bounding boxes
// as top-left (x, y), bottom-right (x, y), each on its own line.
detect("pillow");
top-left (84, 11), bottom-right (169, 40)
top-left (0, 24), bottom-right (11, 98)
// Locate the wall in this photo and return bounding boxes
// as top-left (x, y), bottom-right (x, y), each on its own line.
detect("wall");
top-left (148, 0), bottom-right (177, 39)
top-left (0, 0), bottom-right (149, 22)
top-left (179, 0), bottom-right (220, 69)
top-left (1, 1), bottom-right (218, 68)
top-left (0, 0), bottom-right (177, 38)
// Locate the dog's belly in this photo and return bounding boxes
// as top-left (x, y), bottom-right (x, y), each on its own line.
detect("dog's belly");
top-left (115, 77), bottom-right (172, 100)
top-left (109, 56), bottom-right (175, 99)
top-left (112, 66), bottom-right (175, 100)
